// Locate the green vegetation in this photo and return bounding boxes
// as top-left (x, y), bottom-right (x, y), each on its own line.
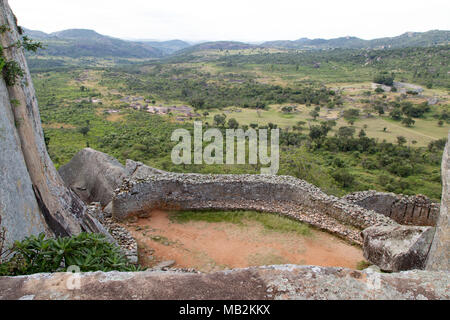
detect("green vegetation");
top-left (373, 72), bottom-right (395, 86)
top-left (0, 232), bottom-right (141, 276)
top-left (0, 24), bottom-right (43, 86)
top-left (356, 260), bottom-right (372, 270)
top-left (26, 36), bottom-right (449, 201)
top-left (169, 210), bottom-right (311, 236)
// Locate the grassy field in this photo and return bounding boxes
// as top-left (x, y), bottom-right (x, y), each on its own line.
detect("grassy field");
top-left (169, 210), bottom-right (311, 236)
top-left (202, 105), bottom-right (449, 147)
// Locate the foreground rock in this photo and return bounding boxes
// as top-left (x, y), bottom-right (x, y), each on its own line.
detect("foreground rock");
top-left (362, 225), bottom-right (435, 272)
top-left (0, 265), bottom-right (448, 300)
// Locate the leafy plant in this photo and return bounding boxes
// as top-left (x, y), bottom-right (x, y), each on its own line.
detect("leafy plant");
top-left (0, 233), bottom-right (142, 276)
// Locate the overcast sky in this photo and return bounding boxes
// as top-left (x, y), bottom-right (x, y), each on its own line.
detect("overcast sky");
top-left (9, 0), bottom-right (450, 42)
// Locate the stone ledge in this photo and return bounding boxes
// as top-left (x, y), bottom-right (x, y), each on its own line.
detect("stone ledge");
top-left (0, 265), bottom-right (448, 300)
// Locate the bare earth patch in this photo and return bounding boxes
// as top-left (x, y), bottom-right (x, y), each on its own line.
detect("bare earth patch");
top-left (123, 210), bottom-right (364, 273)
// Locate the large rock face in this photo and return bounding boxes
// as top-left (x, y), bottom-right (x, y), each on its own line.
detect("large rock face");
top-left (0, 0), bottom-right (108, 246)
top-left (0, 266), bottom-right (448, 300)
top-left (59, 148), bottom-right (127, 207)
top-left (0, 69), bottom-right (50, 249)
top-left (362, 225), bottom-right (435, 272)
top-left (426, 133), bottom-right (450, 271)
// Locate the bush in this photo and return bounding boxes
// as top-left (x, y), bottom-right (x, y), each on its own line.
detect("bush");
top-left (0, 233), bottom-right (141, 276)
top-left (373, 72), bottom-right (394, 86)
top-left (331, 169), bottom-right (355, 188)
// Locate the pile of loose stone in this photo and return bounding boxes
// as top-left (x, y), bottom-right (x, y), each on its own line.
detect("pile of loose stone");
top-left (87, 203), bottom-right (138, 264)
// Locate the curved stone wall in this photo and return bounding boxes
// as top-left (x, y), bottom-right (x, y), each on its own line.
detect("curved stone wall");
top-left (112, 173), bottom-right (396, 245)
top-left (343, 191), bottom-right (439, 227)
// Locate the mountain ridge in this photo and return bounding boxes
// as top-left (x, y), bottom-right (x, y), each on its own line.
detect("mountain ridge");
top-left (23, 28), bottom-right (450, 58)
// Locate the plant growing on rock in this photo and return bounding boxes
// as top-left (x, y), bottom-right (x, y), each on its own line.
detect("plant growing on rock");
top-left (0, 232), bottom-right (142, 276)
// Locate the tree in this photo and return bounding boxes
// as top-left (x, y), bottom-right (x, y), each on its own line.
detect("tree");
top-left (375, 87), bottom-right (384, 93)
top-left (214, 114), bottom-right (227, 127)
top-left (309, 125), bottom-right (327, 141)
top-left (79, 126), bottom-right (90, 137)
top-left (310, 110), bottom-right (319, 120)
top-left (358, 129), bottom-right (367, 138)
top-left (374, 105), bottom-right (385, 115)
top-left (397, 136), bottom-right (407, 146)
top-left (190, 97), bottom-right (205, 109)
top-left (227, 118), bottom-right (239, 129)
top-left (401, 117), bottom-right (415, 127)
top-left (343, 109), bottom-right (360, 124)
top-left (337, 126), bottom-right (356, 139)
top-left (373, 72), bottom-right (395, 86)
top-left (390, 108), bottom-right (403, 121)
top-left (332, 169), bottom-right (355, 188)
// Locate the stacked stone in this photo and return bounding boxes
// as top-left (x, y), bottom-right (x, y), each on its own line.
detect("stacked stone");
top-left (86, 203), bottom-right (138, 264)
top-left (343, 191), bottom-right (439, 226)
top-left (113, 173), bottom-right (396, 245)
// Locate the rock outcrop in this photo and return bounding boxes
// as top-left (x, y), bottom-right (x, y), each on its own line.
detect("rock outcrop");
top-left (361, 225), bottom-right (435, 272)
top-left (59, 148), bottom-right (127, 207)
top-left (0, 265), bottom-right (448, 300)
top-left (426, 132), bottom-right (450, 271)
top-left (0, 0), bottom-right (108, 248)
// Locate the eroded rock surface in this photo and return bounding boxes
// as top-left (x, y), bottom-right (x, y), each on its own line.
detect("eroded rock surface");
top-left (0, 266), bottom-right (448, 300)
top-left (426, 132), bottom-right (450, 271)
top-left (0, 1), bottom-right (108, 245)
top-left (59, 148), bottom-right (127, 207)
top-left (362, 225), bottom-right (435, 272)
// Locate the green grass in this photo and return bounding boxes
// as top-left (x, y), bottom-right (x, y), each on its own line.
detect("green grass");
top-left (356, 260), bottom-right (371, 270)
top-left (169, 210), bottom-right (311, 236)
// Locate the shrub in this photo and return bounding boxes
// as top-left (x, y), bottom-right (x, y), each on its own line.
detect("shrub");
top-left (331, 169), bottom-right (355, 188)
top-left (0, 233), bottom-right (141, 276)
top-left (373, 72), bottom-right (394, 86)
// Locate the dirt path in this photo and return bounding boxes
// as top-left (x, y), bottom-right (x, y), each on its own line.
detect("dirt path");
top-left (125, 210), bottom-right (364, 273)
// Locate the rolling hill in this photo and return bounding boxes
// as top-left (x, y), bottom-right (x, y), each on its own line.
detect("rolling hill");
top-left (23, 28), bottom-right (165, 59)
top-left (140, 40), bottom-right (191, 54)
top-left (262, 30), bottom-right (450, 50)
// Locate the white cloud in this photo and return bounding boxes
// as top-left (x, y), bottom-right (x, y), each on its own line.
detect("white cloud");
top-left (9, 0), bottom-right (450, 42)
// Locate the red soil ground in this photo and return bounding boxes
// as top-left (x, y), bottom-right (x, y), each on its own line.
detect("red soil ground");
top-left (124, 210), bottom-right (364, 273)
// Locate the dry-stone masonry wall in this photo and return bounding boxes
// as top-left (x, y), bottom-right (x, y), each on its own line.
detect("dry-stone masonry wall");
top-left (113, 173), bottom-right (396, 245)
top-left (343, 191), bottom-right (439, 226)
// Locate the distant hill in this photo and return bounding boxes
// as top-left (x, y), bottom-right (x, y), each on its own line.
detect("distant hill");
top-left (23, 28), bottom-right (449, 60)
top-left (262, 30), bottom-right (450, 50)
top-left (141, 40), bottom-right (191, 54)
top-left (23, 28), bottom-right (164, 59)
top-left (176, 41), bottom-right (257, 55)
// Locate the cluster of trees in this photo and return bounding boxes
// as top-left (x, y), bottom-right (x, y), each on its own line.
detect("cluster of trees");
top-left (373, 72), bottom-right (395, 86)
top-left (389, 101), bottom-right (433, 127)
top-left (102, 65), bottom-right (341, 110)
